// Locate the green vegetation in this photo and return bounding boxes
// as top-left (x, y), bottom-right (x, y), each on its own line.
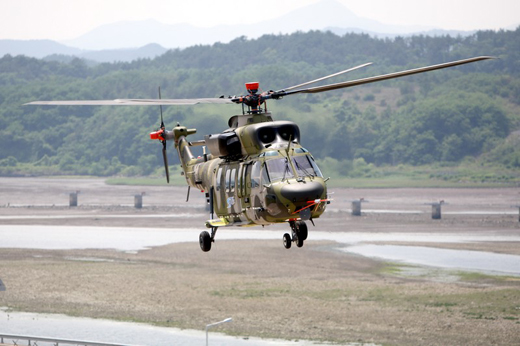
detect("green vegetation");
top-left (1, 28), bottom-right (519, 186)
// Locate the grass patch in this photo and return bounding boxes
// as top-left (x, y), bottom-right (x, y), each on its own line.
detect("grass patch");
top-left (210, 287), bottom-right (291, 299)
top-left (323, 163), bottom-right (520, 188)
top-left (375, 262), bottom-right (409, 276)
top-left (325, 175), bottom-right (496, 188)
top-left (503, 316), bottom-right (519, 321)
top-left (456, 271), bottom-right (520, 283)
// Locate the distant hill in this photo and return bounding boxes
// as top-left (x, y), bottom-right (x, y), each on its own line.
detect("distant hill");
top-left (0, 40), bottom-right (168, 63)
top-left (61, 0), bottom-right (439, 50)
top-left (80, 43), bottom-right (168, 62)
top-left (0, 39), bottom-right (82, 59)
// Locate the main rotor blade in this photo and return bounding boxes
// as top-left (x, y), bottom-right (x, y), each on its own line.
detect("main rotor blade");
top-left (25, 98), bottom-right (234, 106)
top-left (162, 142), bottom-right (170, 184)
top-left (281, 62), bottom-right (372, 92)
top-left (283, 56), bottom-right (495, 96)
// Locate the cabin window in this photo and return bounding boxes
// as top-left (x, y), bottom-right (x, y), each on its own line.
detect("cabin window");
top-left (216, 167), bottom-right (223, 191)
top-left (230, 168), bottom-right (236, 192)
top-left (225, 168), bottom-right (231, 190)
top-left (243, 163), bottom-right (251, 190)
top-left (237, 166), bottom-right (243, 195)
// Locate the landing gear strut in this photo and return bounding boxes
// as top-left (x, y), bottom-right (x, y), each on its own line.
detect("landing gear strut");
top-left (283, 220), bottom-right (308, 249)
top-left (200, 226), bottom-right (218, 252)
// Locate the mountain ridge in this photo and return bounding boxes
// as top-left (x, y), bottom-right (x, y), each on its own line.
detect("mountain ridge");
top-left (1, 0), bottom-right (507, 63)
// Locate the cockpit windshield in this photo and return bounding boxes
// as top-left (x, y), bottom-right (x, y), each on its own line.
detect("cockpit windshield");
top-left (264, 154), bottom-right (323, 182)
top-left (265, 158), bottom-right (294, 182)
top-left (293, 156), bottom-right (315, 178)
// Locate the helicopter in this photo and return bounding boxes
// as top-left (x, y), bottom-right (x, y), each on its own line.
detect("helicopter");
top-left (27, 56), bottom-right (493, 252)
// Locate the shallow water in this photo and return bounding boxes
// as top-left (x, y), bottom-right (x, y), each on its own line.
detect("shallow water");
top-left (1, 225), bottom-right (519, 276)
top-left (0, 309), bottom-right (341, 346)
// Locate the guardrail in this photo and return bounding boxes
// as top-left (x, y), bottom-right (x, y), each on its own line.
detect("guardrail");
top-left (0, 333), bottom-right (142, 346)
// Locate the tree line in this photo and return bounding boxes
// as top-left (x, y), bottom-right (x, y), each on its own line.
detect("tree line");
top-left (0, 28), bottom-right (519, 177)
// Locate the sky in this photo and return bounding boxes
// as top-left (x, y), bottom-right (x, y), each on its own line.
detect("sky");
top-left (1, 0), bottom-right (519, 41)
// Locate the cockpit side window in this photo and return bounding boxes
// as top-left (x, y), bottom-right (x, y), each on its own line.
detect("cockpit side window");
top-left (251, 161), bottom-right (261, 188)
top-left (309, 156), bottom-right (323, 177)
top-left (262, 164), bottom-right (269, 184)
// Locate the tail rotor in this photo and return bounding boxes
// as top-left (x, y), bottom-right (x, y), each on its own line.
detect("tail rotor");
top-left (150, 87), bottom-right (170, 183)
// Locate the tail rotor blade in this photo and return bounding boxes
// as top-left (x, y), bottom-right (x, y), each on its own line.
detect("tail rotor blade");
top-left (158, 87), bottom-right (165, 128)
top-left (162, 141), bottom-right (170, 184)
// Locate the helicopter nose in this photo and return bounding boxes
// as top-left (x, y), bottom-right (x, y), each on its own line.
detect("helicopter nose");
top-left (280, 181), bottom-right (324, 203)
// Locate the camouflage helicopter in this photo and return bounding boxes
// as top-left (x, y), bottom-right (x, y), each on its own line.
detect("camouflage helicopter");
top-left (27, 56), bottom-right (493, 252)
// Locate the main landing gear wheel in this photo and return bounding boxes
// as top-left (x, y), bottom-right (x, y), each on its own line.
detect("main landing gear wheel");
top-left (295, 220), bottom-right (308, 241)
top-left (199, 227), bottom-right (218, 252)
top-left (296, 234), bottom-right (304, 248)
top-left (283, 220), bottom-right (308, 249)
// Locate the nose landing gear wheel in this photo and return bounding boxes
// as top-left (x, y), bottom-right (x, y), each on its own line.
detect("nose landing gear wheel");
top-left (285, 220), bottom-right (308, 249)
top-left (199, 231), bottom-right (212, 252)
top-left (283, 233), bottom-right (292, 249)
top-left (200, 226), bottom-right (218, 252)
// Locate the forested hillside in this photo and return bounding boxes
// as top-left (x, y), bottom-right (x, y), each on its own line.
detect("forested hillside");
top-left (1, 29), bottom-right (519, 183)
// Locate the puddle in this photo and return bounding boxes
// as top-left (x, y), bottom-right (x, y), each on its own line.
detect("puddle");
top-left (343, 244), bottom-right (520, 276)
